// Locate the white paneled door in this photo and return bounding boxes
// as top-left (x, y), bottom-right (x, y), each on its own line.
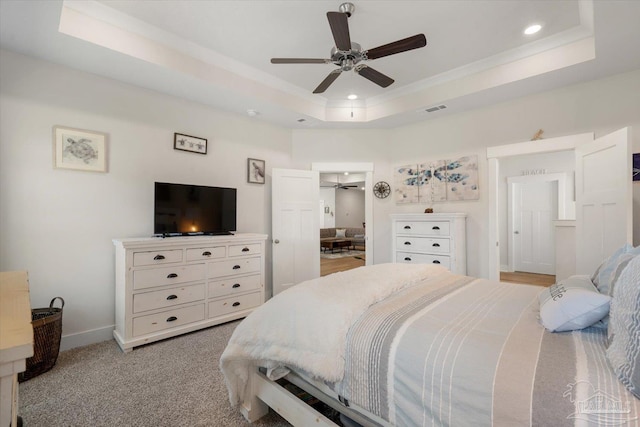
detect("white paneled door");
top-left (510, 179), bottom-right (557, 274)
top-left (272, 168), bottom-right (320, 297)
top-left (576, 128), bottom-right (632, 275)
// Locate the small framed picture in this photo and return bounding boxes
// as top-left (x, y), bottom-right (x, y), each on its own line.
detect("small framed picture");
top-left (324, 206), bottom-right (330, 214)
top-left (174, 133), bottom-right (207, 155)
top-left (248, 158), bottom-right (265, 184)
top-left (53, 126), bottom-right (108, 172)
top-left (633, 153), bottom-right (640, 182)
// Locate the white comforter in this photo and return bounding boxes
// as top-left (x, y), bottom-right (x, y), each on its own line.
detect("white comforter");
top-left (219, 263), bottom-right (448, 404)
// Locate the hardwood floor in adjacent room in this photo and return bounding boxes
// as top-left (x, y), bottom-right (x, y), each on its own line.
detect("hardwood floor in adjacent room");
top-left (321, 255), bottom-right (365, 276)
top-left (321, 261), bottom-right (556, 286)
top-left (500, 271), bottom-right (556, 287)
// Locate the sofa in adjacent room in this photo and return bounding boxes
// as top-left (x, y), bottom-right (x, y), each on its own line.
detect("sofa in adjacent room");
top-left (320, 227), bottom-right (365, 250)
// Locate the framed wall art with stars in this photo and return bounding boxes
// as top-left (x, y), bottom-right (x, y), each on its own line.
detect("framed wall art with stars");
top-left (173, 132), bottom-right (207, 155)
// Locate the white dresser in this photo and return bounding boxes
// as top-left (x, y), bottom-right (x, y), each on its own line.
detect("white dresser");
top-left (391, 213), bottom-right (467, 275)
top-left (113, 234), bottom-right (267, 352)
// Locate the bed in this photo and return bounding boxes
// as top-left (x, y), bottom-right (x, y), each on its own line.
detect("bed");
top-left (220, 260), bottom-right (640, 426)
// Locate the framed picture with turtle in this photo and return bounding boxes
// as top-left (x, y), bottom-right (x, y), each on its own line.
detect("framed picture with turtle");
top-left (53, 126), bottom-right (108, 173)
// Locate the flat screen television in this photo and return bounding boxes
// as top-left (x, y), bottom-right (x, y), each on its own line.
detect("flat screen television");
top-left (154, 182), bottom-right (237, 236)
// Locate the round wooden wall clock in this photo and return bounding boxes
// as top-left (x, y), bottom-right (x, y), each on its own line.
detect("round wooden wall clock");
top-left (373, 181), bottom-right (391, 199)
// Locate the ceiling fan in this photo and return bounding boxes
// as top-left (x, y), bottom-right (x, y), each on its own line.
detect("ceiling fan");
top-left (271, 2), bottom-right (427, 94)
top-left (321, 174), bottom-right (358, 190)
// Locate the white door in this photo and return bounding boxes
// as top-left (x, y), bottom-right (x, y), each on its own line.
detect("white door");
top-left (510, 180), bottom-right (557, 274)
top-left (576, 128), bottom-right (632, 275)
top-left (272, 168), bottom-right (320, 296)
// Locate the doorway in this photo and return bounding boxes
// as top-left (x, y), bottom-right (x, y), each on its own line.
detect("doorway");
top-left (487, 133), bottom-right (593, 281)
top-left (313, 162), bottom-right (374, 275)
top-left (319, 172), bottom-right (366, 276)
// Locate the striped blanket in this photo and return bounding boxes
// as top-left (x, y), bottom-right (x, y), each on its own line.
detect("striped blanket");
top-left (335, 274), bottom-right (640, 426)
top-left (222, 265), bottom-right (640, 426)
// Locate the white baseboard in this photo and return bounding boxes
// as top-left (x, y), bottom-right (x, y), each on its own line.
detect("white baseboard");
top-left (500, 264), bottom-right (512, 272)
top-left (60, 325), bottom-right (114, 351)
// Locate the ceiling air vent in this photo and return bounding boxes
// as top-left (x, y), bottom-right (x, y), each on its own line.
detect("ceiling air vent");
top-left (425, 104), bottom-right (447, 113)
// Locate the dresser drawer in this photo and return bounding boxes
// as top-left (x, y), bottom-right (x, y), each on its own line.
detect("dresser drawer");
top-left (133, 249), bottom-right (183, 266)
top-left (396, 221), bottom-right (450, 236)
top-left (396, 237), bottom-right (450, 254)
top-left (186, 246), bottom-right (226, 261)
top-left (396, 252), bottom-right (451, 269)
top-left (132, 303), bottom-right (205, 337)
top-left (208, 257), bottom-right (261, 278)
top-left (133, 264), bottom-right (206, 290)
top-left (228, 243), bottom-right (262, 257)
top-left (208, 274), bottom-right (261, 298)
top-left (208, 292), bottom-right (262, 318)
top-left (133, 283), bottom-right (205, 313)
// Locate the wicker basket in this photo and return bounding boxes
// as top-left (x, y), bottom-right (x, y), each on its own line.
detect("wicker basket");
top-left (18, 297), bottom-right (64, 382)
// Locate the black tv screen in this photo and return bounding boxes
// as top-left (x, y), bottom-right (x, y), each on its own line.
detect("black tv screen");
top-left (154, 182), bottom-right (237, 236)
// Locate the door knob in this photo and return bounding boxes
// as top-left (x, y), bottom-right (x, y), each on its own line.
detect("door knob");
top-left (514, 231), bottom-right (520, 234)
top-left (274, 239), bottom-right (280, 244)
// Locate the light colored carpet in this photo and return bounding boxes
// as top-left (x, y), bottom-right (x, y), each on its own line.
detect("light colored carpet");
top-left (19, 320), bottom-right (291, 427)
top-left (320, 250), bottom-right (365, 260)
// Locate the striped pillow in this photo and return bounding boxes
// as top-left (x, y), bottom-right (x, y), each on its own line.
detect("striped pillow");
top-left (592, 244), bottom-right (632, 295)
top-left (606, 254), bottom-right (640, 398)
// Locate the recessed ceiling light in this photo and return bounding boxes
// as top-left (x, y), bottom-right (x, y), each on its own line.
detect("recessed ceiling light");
top-left (347, 94), bottom-right (358, 100)
top-left (524, 24), bottom-right (542, 35)
top-left (344, 172), bottom-right (349, 175)
top-left (246, 109), bottom-right (259, 117)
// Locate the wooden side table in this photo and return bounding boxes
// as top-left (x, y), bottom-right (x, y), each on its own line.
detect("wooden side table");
top-left (0, 271), bottom-right (33, 427)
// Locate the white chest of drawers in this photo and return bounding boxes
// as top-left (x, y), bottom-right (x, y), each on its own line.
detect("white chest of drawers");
top-left (391, 213), bottom-right (467, 275)
top-left (113, 234), bottom-right (267, 352)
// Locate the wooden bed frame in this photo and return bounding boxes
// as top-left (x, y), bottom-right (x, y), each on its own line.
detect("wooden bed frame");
top-left (239, 366), bottom-right (388, 427)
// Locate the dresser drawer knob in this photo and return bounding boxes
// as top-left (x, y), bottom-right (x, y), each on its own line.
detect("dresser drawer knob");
top-left (153, 254), bottom-right (165, 260)
top-left (232, 302), bottom-right (240, 307)
top-left (166, 316), bottom-right (178, 322)
top-left (433, 260), bottom-right (441, 264)
top-left (167, 273), bottom-right (178, 279)
top-left (432, 226), bottom-right (440, 230)
top-left (232, 283), bottom-right (241, 289)
top-left (242, 247), bottom-right (250, 252)
top-left (233, 265), bottom-right (241, 270)
top-left (404, 257), bottom-right (412, 261)
top-left (166, 294), bottom-right (178, 300)
top-left (202, 251), bottom-right (212, 256)
top-left (403, 225), bottom-right (411, 229)
top-left (432, 243), bottom-right (440, 247)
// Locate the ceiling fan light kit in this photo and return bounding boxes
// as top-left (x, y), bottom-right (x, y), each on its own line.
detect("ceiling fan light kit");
top-left (271, 2), bottom-right (427, 94)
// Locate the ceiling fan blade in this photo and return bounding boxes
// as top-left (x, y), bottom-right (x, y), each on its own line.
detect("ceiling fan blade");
top-left (356, 66), bottom-right (394, 88)
top-left (271, 58), bottom-right (330, 64)
top-left (327, 11), bottom-right (351, 51)
top-left (365, 34), bottom-right (427, 60)
top-left (313, 70), bottom-right (342, 94)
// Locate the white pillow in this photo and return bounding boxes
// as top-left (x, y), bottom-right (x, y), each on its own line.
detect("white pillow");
top-left (335, 228), bottom-right (346, 238)
top-left (539, 275), bottom-right (611, 332)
